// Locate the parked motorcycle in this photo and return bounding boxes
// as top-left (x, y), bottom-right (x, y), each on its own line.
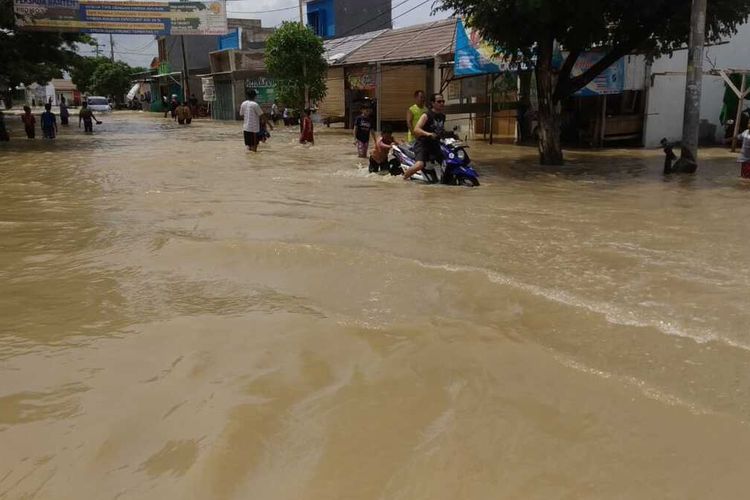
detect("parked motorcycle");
top-left (390, 132), bottom-right (480, 186)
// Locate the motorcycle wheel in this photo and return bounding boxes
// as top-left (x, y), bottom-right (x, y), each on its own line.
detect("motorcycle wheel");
top-left (388, 158), bottom-right (403, 176)
top-left (458, 176), bottom-right (479, 187)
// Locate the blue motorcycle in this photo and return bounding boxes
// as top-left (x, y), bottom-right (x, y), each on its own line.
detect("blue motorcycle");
top-left (389, 133), bottom-right (480, 186)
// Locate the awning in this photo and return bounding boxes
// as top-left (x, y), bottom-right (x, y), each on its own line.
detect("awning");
top-left (126, 83), bottom-right (140, 100)
top-left (152, 71), bottom-right (183, 86)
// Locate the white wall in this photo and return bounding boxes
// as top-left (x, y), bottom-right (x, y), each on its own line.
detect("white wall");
top-left (644, 22), bottom-right (750, 147)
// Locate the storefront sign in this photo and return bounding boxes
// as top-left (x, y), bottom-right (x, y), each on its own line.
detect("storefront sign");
top-left (201, 77), bottom-right (215, 101)
top-left (569, 52), bottom-right (625, 96)
top-left (13, 0), bottom-right (228, 35)
top-left (245, 78), bottom-right (274, 104)
top-left (347, 69), bottom-right (376, 90)
top-left (454, 19), bottom-right (528, 77)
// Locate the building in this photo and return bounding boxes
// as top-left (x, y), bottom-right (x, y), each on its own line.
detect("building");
top-left (49, 79), bottom-right (80, 106)
top-left (319, 19), bottom-right (456, 129)
top-left (23, 80), bottom-right (80, 107)
top-left (306, 0), bottom-right (391, 39)
top-left (153, 18), bottom-right (274, 107)
top-left (643, 22), bottom-right (750, 147)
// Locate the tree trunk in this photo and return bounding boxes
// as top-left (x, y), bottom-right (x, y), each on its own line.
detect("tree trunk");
top-left (535, 37), bottom-right (564, 165)
top-left (517, 71), bottom-right (532, 143)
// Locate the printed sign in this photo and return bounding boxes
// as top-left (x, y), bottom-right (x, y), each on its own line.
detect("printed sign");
top-left (454, 19), bottom-right (529, 77)
top-left (13, 0), bottom-right (228, 35)
top-left (201, 77), bottom-right (215, 101)
top-left (569, 51), bottom-right (625, 96)
top-left (245, 78), bottom-right (274, 104)
top-left (347, 69), bottom-right (375, 90)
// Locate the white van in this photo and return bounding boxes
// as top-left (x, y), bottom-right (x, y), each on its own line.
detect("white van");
top-left (87, 96), bottom-right (112, 112)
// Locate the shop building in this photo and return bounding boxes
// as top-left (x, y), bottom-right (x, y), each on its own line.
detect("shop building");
top-left (318, 19), bottom-right (456, 131)
top-left (153, 18), bottom-right (273, 111)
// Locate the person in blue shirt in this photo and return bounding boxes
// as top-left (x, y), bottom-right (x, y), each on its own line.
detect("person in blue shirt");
top-left (353, 104), bottom-right (376, 158)
top-left (40, 103), bottom-right (57, 139)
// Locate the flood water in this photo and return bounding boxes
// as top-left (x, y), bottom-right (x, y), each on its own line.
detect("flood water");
top-left (2, 112), bottom-right (750, 499)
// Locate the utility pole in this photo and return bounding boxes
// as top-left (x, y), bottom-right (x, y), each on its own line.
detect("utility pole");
top-left (680, 0), bottom-right (707, 162)
top-left (180, 35), bottom-right (191, 102)
top-left (94, 40), bottom-right (102, 57)
top-left (298, 0), bottom-right (304, 23)
top-left (109, 33), bottom-right (115, 62)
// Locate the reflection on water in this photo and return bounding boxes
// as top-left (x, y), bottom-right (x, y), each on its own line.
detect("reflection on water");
top-left (2, 112), bottom-right (750, 499)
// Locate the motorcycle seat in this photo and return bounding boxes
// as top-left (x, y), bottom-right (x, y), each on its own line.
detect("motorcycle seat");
top-left (400, 146), bottom-right (416, 160)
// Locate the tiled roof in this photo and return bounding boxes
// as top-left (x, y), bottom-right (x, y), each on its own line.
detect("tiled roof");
top-left (50, 79), bottom-right (77, 91)
top-left (339, 18), bottom-right (456, 65)
top-left (324, 30), bottom-right (387, 64)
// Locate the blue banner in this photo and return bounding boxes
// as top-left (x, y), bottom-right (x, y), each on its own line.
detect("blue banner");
top-left (454, 19), bottom-right (503, 77)
top-left (570, 52), bottom-right (625, 96)
top-left (14, 0), bottom-right (228, 35)
top-left (453, 19), bottom-right (530, 77)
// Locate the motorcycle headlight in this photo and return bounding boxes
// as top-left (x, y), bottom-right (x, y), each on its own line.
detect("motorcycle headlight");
top-left (448, 152), bottom-right (455, 159)
top-left (456, 149), bottom-right (466, 161)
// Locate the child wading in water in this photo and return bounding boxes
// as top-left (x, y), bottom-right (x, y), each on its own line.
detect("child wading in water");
top-left (369, 125), bottom-right (399, 173)
top-left (353, 104), bottom-right (375, 158)
top-left (21, 106), bottom-right (36, 139)
top-left (299, 109), bottom-right (314, 145)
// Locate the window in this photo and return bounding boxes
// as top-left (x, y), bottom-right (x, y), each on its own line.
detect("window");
top-left (307, 9), bottom-right (328, 37)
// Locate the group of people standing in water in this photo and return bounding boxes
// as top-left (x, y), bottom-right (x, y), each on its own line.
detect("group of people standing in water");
top-left (238, 86), bottom-right (446, 181)
top-left (0, 98), bottom-right (101, 142)
top-left (349, 89), bottom-right (446, 179)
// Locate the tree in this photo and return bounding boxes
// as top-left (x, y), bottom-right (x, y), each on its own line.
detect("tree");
top-left (70, 56), bottom-right (109, 95)
top-left (89, 60), bottom-right (137, 102)
top-left (438, 0), bottom-right (750, 165)
top-left (265, 22), bottom-right (327, 111)
top-left (0, 0), bottom-right (90, 107)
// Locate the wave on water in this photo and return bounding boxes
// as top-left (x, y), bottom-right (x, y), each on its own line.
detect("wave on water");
top-left (408, 260), bottom-right (750, 352)
top-left (552, 354), bottom-right (713, 415)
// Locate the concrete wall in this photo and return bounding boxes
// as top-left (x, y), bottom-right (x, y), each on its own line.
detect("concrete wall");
top-left (163, 19), bottom-right (271, 73)
top-left (335, 0), bottom-right (391, 37)
top-left (644, 22), bottom-right (750, 147)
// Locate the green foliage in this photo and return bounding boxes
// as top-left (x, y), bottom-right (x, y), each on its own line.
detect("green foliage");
top-left (70, 56), bottom-right (109, 95)
top-left (265, 22), bottom-right (327, 110)
top-left (72, 58), bottom-right (140, 100)
top-left (0, 0), bottom-right (90, 90)
top-left (90, 60), bottom-right (137, 101)
top-left (439, 0), bottom-right (750, 100)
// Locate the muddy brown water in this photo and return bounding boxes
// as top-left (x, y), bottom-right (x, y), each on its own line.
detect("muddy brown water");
top-left (2, 112), bottom-right (750, 499)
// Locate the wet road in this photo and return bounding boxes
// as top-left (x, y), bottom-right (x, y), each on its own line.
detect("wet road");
top-left (2, 112), bottom-right (750, 499)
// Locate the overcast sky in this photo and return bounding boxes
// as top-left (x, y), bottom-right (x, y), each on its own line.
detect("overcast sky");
top-left (77, 0), bottom-right (450, 67)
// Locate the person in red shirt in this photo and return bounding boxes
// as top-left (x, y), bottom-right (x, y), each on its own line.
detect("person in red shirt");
top-left (299, 109), bottom-right (314, 145)
top-left (21, 106), bottom-right (35, 139)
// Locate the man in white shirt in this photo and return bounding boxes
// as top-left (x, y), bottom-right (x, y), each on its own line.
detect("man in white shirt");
top-left (239, 89), bottom-right (263, 152)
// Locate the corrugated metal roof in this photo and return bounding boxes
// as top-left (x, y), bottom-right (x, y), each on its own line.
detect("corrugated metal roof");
top-left (324, 29), bottom-right (387, 64)
top-left (340, 18), bottom-right (456, 65)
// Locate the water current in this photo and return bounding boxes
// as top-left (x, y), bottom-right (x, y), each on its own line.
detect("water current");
top-left (2, 112), bottom-right (750, 498)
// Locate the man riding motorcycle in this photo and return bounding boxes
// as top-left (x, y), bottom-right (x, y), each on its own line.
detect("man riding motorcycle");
top-left (402, 93), bottom-right (446, 180)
